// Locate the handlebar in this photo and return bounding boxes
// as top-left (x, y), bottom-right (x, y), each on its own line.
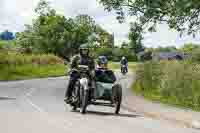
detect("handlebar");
top-left (69, 65), bottom-right (90, 75)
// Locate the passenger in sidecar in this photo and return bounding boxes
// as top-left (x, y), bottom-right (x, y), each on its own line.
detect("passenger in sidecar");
top-left (95, 56), bottom-right (116, 83)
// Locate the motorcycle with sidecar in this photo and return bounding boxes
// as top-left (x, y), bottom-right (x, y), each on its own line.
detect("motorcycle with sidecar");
top-left (68, 65), bottom-right (122, 114)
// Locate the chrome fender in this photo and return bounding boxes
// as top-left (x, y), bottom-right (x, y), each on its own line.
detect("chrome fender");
top-left (79, 78), bottom-right (89, 90)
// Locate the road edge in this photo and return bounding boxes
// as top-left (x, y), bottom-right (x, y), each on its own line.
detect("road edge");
top-left (121, 72), bottom-right (200, 130)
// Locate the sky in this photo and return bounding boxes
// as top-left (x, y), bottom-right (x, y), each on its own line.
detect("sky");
top-left (0, 0), bottom-right (200, 48)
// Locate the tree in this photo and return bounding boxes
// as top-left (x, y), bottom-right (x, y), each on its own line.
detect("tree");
top-left (95, 47), bottom-right (113, 60)
top-left (98, 0), bottom-right (200, 36)
top-left (180, 43), bottom-right (200, 53)
top-left (35, 0), bottom-right (56, 16)
top-left (95, 25), bottom-right (114, 48)
top-left (16, 0), bottom-right (112, 59)
top-left (17, 0), bottom-right (73, 57)
top-left (16, 25), bottom-right (38, 53)
top-left (128, 22), bottom-right (144, 54)
top-left (73, 15), bottom-right (96, 47)
top-left (112, 47), bottom-right (137, 61)
top-left (121, 41), bottom-right (129, 48)
top-left (154, 46), bottom-right (177, 52)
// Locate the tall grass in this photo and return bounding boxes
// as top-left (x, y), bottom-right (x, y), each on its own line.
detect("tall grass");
top-left (0, 64), bottom-right (66, 80)
top-left (0, 50), bottom-right (64, 65)
top-left (133, 61), bottom-right (200, 111)
top-left (0, 50), bottom-right (66, 81)
top-left (0, 40), bottom-right (16, 50)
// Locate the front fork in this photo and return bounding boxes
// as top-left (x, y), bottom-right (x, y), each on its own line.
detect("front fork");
top-left (79, 78), bottom-right (96, 101)
top-left (80, 78), bottom-right (89, 91)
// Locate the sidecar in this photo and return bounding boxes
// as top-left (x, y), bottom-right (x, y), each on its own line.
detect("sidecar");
top-left (92, 81), bottom-right (122, 114)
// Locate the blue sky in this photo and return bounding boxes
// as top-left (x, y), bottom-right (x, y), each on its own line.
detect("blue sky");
top-left (0, 0), bottom-right (200, 47)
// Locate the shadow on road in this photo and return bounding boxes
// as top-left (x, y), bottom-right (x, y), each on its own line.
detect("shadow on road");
top-left (72, 110), bottom-right (140, 118)
top-left (0, 97), bottom-right (16, 100)
top-left (87, 110), bottom-right (140, 118)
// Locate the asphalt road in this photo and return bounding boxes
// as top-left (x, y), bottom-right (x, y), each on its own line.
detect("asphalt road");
top-left (0, 73), bottom-right (198, 133)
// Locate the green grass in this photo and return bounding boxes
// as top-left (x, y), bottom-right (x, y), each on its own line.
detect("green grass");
top-left (0, 49), bottom-right (136, 81)
top-left (0, 61), bottom-right (136, 81)
top-left (132, 82), bottom-right (200, 111)
top-left (0, 64), bottom-right (66, 81)
top-left (0, 51), bottom-right (64, 65)
top-left (0, 40), bottom-right (16, 50)
top-left (0, 50), bottom-right (66, 81)
top-left (132, 61), bottom-right (200, 111)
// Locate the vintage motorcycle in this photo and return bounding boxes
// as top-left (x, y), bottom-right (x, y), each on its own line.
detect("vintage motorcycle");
top-left (69, 65), bottom-right (122, 114)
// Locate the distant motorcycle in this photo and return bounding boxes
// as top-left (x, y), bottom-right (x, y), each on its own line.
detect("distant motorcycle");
top-left (121, 64), bottom-right (127, 75)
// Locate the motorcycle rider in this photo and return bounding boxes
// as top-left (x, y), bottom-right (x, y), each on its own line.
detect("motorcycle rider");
top-left (120, 56), bottom-right (128, 73)
top-left (64, 44), bottom-right (95, 104)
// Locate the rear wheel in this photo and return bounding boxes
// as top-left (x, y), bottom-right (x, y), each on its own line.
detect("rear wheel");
top-left (112, 84), bottom-right (122, 114)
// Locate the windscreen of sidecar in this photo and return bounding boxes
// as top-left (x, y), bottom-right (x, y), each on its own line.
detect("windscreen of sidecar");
top-left (95, 69), bottom-right (116, 83)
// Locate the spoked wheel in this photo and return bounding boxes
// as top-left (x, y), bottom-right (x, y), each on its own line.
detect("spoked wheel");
top-left (79, 88), bottom-right (89, 114)
top-left (71, 81), bottom-right (80, 111)
top-left (112, 84), bottom-right (122, 114)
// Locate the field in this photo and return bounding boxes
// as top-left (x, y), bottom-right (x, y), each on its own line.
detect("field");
top-left (0, 50), bottom-right (66, 81)
top-left (133, 61), bottom-right (200, 111)
top-left (0, 50), bottom-right (136, 81)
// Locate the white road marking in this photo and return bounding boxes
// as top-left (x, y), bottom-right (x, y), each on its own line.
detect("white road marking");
top-left (25, 88), bottom-right (36, 97)
top-left (23, 88), bottom-right (74, 131)
top-left (25, 97), bottom-right (44, 112)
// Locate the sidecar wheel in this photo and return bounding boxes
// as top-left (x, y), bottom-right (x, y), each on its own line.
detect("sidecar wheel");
top-left (112, 84), bottom-right (122, 114)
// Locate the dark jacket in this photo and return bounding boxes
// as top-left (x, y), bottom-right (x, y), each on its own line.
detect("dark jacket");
top-left (120, 58), bottom-right (128, 65)
top-left (95, 68), bottom-right (116, 83)
top-left (70, 54), bottom-right (95, 70)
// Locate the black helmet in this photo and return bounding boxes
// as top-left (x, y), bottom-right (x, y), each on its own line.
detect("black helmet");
top-left (97, 56), bottom-right (108, 66)
top-left (79, 43), bottom-right (90, 56)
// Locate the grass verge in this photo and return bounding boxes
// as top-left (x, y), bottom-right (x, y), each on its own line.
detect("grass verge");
top-left (0, 64), bottom-right (66, 81)
top-left (132, 61), bottom-right (200, 112)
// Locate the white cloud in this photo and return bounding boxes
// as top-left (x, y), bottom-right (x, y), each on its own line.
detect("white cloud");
top-left (143, 24), bottom-right (200, 48)
top-left (0, 0), bottom-right (200, 47)
top-left (0, 0), bottom-right (40, 32)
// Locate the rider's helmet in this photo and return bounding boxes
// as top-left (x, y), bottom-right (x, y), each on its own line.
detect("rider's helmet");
top-left (79, 43), bottom-right (90, 56)
top-left (122, 56), bottom-right (126, 60)
top-left (97, 56), bottom-right (108, 68)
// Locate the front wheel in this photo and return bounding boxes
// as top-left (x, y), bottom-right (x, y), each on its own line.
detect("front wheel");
top-left (70, 81), bottom-right (80, 111)
top-left (80, 89), bottom-right (89, 114)
top-left (112, 84), bottom-right (122, 114)
top-left (121, 67), bottom-right (126, 75)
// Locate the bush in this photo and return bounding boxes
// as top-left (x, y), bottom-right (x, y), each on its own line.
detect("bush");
top-left (134, 61), bottom-right (200, 110)
top-left (191, 48), bottom-right (200, 63)
top-left (139, 51), bottom-right (152, 61)
top-left (93, 48), bottom-right (113, 60)
top-left (0, 40), bottom-right (16, 50)
top-left (0, 51), bottom-right (64, 65)
top-left (92, 47), bottom-right (137, 62)
top-left (0, 50), bottom-right (66, 81)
